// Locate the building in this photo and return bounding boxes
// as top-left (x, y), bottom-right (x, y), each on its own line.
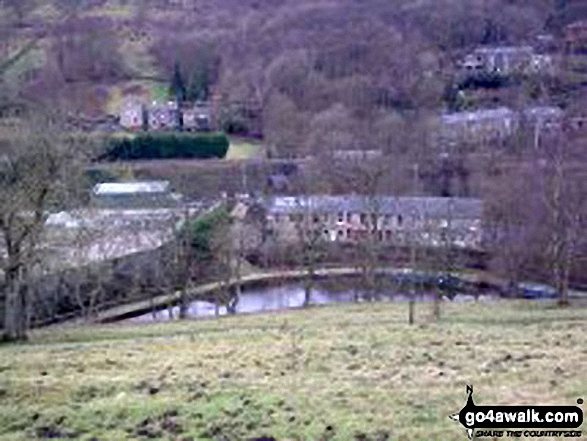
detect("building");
top-left (460, 46), bottom-right (553, 77)
top-left (522, 106), bottom-right (563, 132)
top-left (147, 101), bottom-right (180, 131)
top-left (565, 20), bottom-right (587, 52)
top-left (119, 98), bottom-right (145, 131)
top-left (259, 196), bottom-right (483, 249)
top-left (439, 107), bottom-right (517, 146)
top-left (331, 150), bottom-right (384, 161)
top-left (182, 102), bottom-right (211, 131)
top-left (91, 181), bottom-right (182, 209)
top-left (438, 106), bottom-right (563, 149)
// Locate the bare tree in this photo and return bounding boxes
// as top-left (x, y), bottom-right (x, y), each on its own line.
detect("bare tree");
top-left (0, 111), bottom-right (89, 341)
top-left (542, 131), bottom-right (587, 306)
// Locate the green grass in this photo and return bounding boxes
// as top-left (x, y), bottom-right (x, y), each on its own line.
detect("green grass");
top-left (0, 302), bottom-right (586, 440)
top-left (226, 138), bottom-right (264, 160)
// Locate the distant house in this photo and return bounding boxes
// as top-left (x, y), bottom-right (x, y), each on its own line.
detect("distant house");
top-left (439, 106), bottom-right (563, 148)
top-left (522, 106), bottom-right (563, 132)
top-left (332, 150), bottom-right (384, 161)
top-left (91, 181), bottom-right (181, 209)
top-left (460, 46), bottom-right (553, 77)
top-left (258, 195), bottom-right (483, 249)
top-left (120, 98), bottom-right (145, 131)
top-left (440, 107), bottom-right (517, 146)
top-left (182, 102), bottom-right (211, 131)
top-left (147, 101), bottom-right (180, 131)
top-left (565, 20), bottom-right (587, 52)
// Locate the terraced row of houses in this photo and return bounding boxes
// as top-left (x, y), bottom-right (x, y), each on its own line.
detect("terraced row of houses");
top-left (120, 99), bottom-right (211, 131)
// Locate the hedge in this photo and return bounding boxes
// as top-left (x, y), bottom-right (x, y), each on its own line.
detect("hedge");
top-left (102, 132), bottom-right (229, 160)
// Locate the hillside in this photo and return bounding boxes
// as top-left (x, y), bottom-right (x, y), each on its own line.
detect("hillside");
top-left (2, 0), bottom-right (587, 149)
top-left (1, 302), bottom-right (586, 440)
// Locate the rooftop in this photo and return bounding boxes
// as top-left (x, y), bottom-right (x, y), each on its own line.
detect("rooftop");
top-left (93, 181), bottom-right (171, 196)
top-left (472, 46), bottom-right (534, 54)
top-left (441, 107), bottom-right (515, 125)
top-left (264, 196), bottom-right (482, 219)
top-left (523, 106), bottom-right (563, 118)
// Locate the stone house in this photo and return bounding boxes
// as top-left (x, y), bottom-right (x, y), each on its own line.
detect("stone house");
top-left (331, 150), bottom-right (384, 161)
top-left (565, 20), bottom-right (587, 52)
top-left (147, 101), bottom-right (180, 131)
top-left (460, 46), bottom-right (554, 77)
top-left (120, 98), bottom-right (145, 131)
top-left (257, 195), bottom-right (483, 249)
top-left (438, 106), bottom-right (563, 149)
top-left (182, 102), bottom-right (211, 131)
top-left (521, 106), bottom-right (563, 132)
top-left (439, 107), bottom-right (517, 147)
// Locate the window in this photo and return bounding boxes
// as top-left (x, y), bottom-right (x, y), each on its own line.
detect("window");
top-left (313, 215), bottom-right (320, 224)
top-left (386, 230), bottom-right (392, 241)
top-left (360, 213), bottom-right (367, 224)
top-left (346, 212), bottom-right (352, 222)
top-left (397, 214), bottom-right (403, 226)
top-left (338, 212), bottom-right (344, 223)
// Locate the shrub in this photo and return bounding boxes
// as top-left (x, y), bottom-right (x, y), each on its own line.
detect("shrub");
top-left (102, 133), bottom-right (229, 160)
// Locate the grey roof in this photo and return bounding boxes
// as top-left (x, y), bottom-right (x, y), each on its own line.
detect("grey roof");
top-left (45, 211), bottom-right (86, 229)
top-left (472, 46), bottom-right (534, 54)
top-left (93, 181), bottom-right (170, 195)
top-left (441, 107), bottom-right (515, 125)
top-left (265, 196), bottom-right (482, 219)
top-left (523, 106), bottom-right (563, 119)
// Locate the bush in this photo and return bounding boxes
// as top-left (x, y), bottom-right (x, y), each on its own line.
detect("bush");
top-left (102, 133), bottom-right (229, 160)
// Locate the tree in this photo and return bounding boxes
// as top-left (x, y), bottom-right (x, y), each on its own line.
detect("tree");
top-left (170, 61), bottom-right (186, 102)
top-left (541, 131), bottom-right (586, 306)
top-left (264, 93), bottom-right (307, 158)
top-left (0, 110), bottom-right (90, 341)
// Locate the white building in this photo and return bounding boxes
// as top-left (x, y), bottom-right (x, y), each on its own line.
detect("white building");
top-left (91, 181), bottom-right (181, 209)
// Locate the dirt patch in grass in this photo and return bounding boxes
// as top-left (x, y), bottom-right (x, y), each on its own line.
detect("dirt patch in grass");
top-left (132, 410), bottom-right (183, 439)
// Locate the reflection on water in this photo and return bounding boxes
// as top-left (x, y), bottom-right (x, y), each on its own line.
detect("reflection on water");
top-left (129, 278), bottom-right (481, 323)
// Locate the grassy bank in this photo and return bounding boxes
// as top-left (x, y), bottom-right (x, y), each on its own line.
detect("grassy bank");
top-left (1, 302), bottom-right (586, 440)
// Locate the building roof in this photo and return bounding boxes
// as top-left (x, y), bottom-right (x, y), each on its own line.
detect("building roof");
top-left (441, 107), bottom-right (515, 125)
top-left (472, 46), bottom-right (534, 54)
top-left (93, 181), bottom-right (171, 196)
top-left (523, 106), bottom-right (563, 119)
top-left (45, 211), bottom-right (86, 229)
top-left (264, 196), bottom-right (482, 219)
top-left (148, 101), bottom-right (179, 110)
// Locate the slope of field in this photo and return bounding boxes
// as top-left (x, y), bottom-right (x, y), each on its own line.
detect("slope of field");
top-left (0, 302), bottom-right (586, 440)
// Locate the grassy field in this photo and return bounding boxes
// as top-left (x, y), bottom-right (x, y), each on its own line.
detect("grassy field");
top-left (226, 138), bottom-right (264, 160)
top-left (0, 302), bottom-right (586, 440)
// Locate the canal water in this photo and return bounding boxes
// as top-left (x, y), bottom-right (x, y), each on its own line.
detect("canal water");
top-left (129, 277), bottom-right (499, 323)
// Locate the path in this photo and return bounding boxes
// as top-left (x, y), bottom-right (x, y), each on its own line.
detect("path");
top-left (90, 267), bottom-right (498, 323)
